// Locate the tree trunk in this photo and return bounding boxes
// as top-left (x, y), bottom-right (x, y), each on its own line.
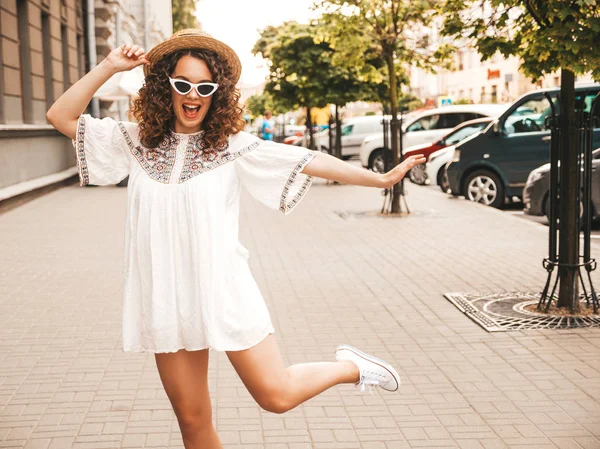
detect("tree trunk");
top-left (557, 69), bottom-right (580, 312)
top-left (306, 105), bottom-right (314, 150)
top-left (386, 51), bottom-right (401, 213)
top-left (335, 104), bottom-right (342, 159)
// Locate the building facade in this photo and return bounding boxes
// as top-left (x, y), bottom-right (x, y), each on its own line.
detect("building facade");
top-left (0, 0), bottom-right (172, 198)
top-left (410, 48), bottom-right (596, 107)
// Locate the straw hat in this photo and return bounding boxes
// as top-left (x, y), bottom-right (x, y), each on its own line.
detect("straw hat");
top-left (143, 29), bottom-right (242, 83)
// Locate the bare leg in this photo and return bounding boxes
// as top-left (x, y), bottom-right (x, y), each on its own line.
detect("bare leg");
top-left (155, 349), bottom-right (223, 449)
top-left (226, 333), bottom-right (359, 414)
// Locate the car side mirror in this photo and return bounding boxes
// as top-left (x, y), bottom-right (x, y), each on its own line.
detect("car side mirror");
top-left (492, 121), bottom-right (501, 135)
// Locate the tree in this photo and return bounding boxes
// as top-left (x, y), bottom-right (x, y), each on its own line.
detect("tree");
top-left (172, 0), bottom-right (199, 32)
top-left (317, 0), bottom-right (453, 213)
top-left (439, 0), bottom-right (600, 312)
top-left (245, 91), bottom-right (279, 118)
top-left (253, 22), bottom-right (337, 150)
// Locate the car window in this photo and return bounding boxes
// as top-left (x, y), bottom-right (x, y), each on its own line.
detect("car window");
top-left (504, 96), bottom-right (557, 134)
top-left (469, 113), bottom-right (487, 120)
top-left (406, 114), bottom-right (440, 132)
top-left (438, 113), bottom-right (467, 129)
top-left (578, 92), bottom-right (600, 128)
top-left (341, 125), bottom-right (354, 136)
top-left (442, 123), bottom-right (488, 145)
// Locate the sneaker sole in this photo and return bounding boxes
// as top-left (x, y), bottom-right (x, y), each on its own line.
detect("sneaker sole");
top-left (336, 344), bottom-right (400, 392)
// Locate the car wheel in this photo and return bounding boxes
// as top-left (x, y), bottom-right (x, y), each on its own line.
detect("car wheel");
top-left (464, 170), bottom-right (504, 208)
top-left (408, 164), bottom-right (427, 185)
top-left (369, 149), bottom-right (391, 174)
top-left (438, 167), bottom-right (450, 193)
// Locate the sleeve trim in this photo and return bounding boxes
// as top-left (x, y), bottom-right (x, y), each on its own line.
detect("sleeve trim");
top-left (73, 115), bottom-right (90, 186)
top-left (279, 152), bottom-right (316, 214)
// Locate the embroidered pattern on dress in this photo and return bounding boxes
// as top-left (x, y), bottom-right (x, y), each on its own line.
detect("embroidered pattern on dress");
top-left (179, 137), bottom-right (260, 183)
top-left (74, 115), bottom-right (90, 186)
top-left (118, 123), bottom-right (180, 183)
top-left (117, 124), bottom-right (261, 184)
top-left (279, 152), bottom-right (316, 213)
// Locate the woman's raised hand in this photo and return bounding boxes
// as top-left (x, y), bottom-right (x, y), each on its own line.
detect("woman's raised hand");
top-left (381, 155), bottom-right (427, 188)
top-left (104, 44), bottom-right (149, 73)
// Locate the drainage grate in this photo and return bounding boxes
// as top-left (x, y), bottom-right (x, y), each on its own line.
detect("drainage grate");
top-left (444, 292), bottom-right (600, 332)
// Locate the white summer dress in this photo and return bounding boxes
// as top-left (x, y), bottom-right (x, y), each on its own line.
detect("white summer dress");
top-left (73, 114), bottom-right (316, 353)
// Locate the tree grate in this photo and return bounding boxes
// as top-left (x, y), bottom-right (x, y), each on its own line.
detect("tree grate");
top-left (444, 292), bottom-right (600, 332)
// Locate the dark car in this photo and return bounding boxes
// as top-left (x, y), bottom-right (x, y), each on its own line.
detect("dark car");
top-left (446, 84), bottom-right (600, 208)
top-left (523, 148), bottom-right (600, 221)
top-left (403, 117), bottom-right (494, 185)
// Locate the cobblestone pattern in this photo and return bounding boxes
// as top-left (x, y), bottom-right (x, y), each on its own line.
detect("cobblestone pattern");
top-left (1, 179), bottom-right (599, 449)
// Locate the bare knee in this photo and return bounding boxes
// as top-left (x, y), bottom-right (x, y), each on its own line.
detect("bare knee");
top-left (252, 380), bottom-right (294, 414)
top-left (257, 394), bottom-right (292, 414)
top-left (174, 405), bottom-right (214, 435)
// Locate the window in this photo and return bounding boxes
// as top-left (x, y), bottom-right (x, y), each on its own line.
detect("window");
top-left (42, 12), bottom-right (53, 110)
top-left (504, 96), bottom-right (556, 134)
top-left (406, 115), bottom-right (440, 132)
top-left (341, 125), bottom-right (354, 136)
top-left (577, 91), bottom-right (600, 126)
top-left (61, 24), bottom-right (69, 91)
top-left (438, 113), bottom-right (466, 129)
top-left (77, 35), bottom-right (85, 79)
top-left (17, 0), bottom-right (33, 123)
top-left (441, 123), bottom-right (488, 145)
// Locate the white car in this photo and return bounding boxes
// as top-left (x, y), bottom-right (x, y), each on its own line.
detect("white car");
top-left (315, 115), bottom-right (384, 158)
top-left (359, 104), bottom-right (507, 172)
top-left (426, 146), bottom-right (456, 192)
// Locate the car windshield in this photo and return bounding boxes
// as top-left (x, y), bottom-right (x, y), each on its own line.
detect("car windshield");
top-left (440, 122), bottom-right (489, 145)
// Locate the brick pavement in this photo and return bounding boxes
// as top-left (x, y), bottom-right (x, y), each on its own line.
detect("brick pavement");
top-left (1, 177), bottom-right (599, 449)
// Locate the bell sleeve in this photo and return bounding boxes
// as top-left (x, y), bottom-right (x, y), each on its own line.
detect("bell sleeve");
top-left (233, 132), bottom-right (317, 214)
top-left (71, 113), bottom-right (132, 186)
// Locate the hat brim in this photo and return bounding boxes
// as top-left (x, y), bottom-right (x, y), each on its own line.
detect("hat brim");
top-left (143, 35), bottom-right (242, 83)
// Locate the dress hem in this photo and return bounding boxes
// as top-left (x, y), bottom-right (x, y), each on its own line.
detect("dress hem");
top-left (121, 327), bottom-right (275, 354)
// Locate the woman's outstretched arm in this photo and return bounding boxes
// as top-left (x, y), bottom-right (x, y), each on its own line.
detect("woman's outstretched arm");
top-left (302, 151), bottom-right (426, 188)
top-left (46, 44), bottom-right (148, 140)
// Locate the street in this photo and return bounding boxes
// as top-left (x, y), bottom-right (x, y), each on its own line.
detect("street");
top-left (1, 177), bottom-right (599, 449)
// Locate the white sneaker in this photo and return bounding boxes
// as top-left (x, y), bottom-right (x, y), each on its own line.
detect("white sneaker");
top-left (335, 344), bottom-right (400, 393)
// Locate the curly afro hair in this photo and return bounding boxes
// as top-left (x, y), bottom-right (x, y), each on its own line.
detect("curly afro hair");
top-left (131, 48), bottom-right (245, 150)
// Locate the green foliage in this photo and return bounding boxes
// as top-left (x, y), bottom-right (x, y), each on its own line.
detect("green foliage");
top-left (316, 0), bottom-right (454, 123)
top-left (253, 21), bottom-right (372, 114)
top-left (438, 0), bottom-right (600, 81)
top-left (454, 98), bottom-right (473, 105)
top-left (253, 22), bottom-right (329, 112)
top-left (172, 0), bottom-right (199, 32)
top-left (245, 91), bottom-right (279, 118)
top-left (398, 93), bottom-right (425, 111)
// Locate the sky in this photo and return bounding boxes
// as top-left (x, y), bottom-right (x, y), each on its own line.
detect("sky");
top-left (195, 0), bottom-right (321, 85)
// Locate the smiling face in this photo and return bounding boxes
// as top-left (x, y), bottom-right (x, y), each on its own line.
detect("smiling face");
top-left (170, 54), bottom-right (214, 134)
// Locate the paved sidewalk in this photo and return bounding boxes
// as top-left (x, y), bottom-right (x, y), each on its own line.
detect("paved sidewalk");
top-left (1, 178), bottom-right (599, 449)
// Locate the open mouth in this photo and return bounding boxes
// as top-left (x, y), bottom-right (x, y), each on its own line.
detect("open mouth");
top-left (182, 103), bottom-right (201, 119)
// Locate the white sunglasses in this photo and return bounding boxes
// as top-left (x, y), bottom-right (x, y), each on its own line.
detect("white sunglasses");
top-left (169, 77), bottom-right (219, 97)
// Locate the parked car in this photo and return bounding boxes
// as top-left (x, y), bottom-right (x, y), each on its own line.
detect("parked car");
top-left (403, 117), bottom-right (494, 185)
top-left (359, 104), bottom-right (507, 173)
top-left (315, 115), bottom-right (384, 159)
top-left (446, 84), bottom-right (600, 208)
top-left (523, 148), bottom-right (600, 221)
top-left (426, 146), bottom-right (457, 192)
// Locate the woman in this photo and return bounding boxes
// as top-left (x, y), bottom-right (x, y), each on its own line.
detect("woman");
top-left (46, 29), bottom-right (425, 449)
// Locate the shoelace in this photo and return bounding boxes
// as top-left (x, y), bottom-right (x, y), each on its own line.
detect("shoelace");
top-left (356, 370), bottom-right (388, 396)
